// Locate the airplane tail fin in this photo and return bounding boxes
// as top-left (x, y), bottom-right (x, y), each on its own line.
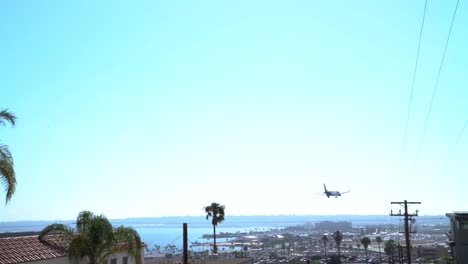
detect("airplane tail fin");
top-left (324, 184), bottom-right (327, 192)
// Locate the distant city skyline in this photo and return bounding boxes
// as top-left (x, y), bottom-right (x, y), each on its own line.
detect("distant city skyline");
top-left (1, 0), bottom-right (467, 221)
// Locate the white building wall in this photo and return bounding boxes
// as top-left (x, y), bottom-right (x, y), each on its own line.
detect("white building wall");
top-left (22, 248), bottom-right (144, 264)
top-left (27, 257), bottom-right (87, 264)
top-left (106, 248), bottom-right (145, 264)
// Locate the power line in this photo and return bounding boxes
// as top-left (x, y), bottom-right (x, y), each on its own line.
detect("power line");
top-left (411, 0), bottom-right (460, 175)
top-left (427, 119), bottom-right (468, 214)
top-left (431, 119), bottom-right (468, 188)
top-left (398, 0), bottom-right (428, 178)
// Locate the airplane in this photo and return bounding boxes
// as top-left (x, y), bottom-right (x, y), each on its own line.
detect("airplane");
top-left (322, 184), bottom-right (349, 198)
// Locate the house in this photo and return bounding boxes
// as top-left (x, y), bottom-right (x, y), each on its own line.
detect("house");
top-left (0, 233), bottom-right (144, 264)
top-left (0, 233), bottom-right (68, 264)
top-left (416, 246), bottom-right (449, 260)
top-left (446, 212), bottom-right (468, 264)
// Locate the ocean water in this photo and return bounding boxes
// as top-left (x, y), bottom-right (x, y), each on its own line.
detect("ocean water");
top-left (111, 215), bottom-right (319, 252)
top-left (0, 215), bottom-right (449, 253)
top-left (0, 215), bottom-right (294, 252)
top-left (83, 215), bottom-right (450, 252)
top-left (132, 222), bottom-right (285, 252)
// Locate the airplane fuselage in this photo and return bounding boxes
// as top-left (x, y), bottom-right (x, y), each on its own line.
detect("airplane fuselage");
top-left (323, 184), bottom-right (346, 198)
top-left (325, 191), bottom-right (341, 198)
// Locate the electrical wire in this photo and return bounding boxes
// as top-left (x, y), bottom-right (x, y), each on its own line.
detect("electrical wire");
top-left (398, 0), bottom-right (428, 179)
top-left (431, 119), bottom-right (468, 189)
top-left (411, 0), bottom-right (460, 175)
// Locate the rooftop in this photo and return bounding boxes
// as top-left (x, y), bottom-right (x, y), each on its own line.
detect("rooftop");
top-left (446, 212), bottom-right (468, 221)
top-left (0, 235), bottom-right (68, 264)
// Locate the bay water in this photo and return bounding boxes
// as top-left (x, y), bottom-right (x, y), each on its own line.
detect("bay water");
top-left (0, 215), bottom-right (448, 253)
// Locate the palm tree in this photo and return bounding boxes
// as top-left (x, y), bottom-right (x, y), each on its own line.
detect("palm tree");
top-left (321, 235), bottom-right (328, 263)
top-left (328, 254), bottom-right (341, 264)
top-left (0, 109), bottom-right (17, 204)
top-left (376, 236), bottom-right (383, 264)
top-left (360, 236), bottom-right (371, 262)
top-left (39, 210), bottom-right (142, 264)
top-left (384, 239), bottom-right (396, 264)
top-left (204, 202), bottom-right (225, 254)
top-left (333, 231), bottom-right (343, 259)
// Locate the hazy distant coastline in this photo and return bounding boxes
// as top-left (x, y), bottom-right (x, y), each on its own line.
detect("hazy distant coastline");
top-left (0, 214), bottom-right (451, 253)
top-left (0, 214), bottom-right (449, 233)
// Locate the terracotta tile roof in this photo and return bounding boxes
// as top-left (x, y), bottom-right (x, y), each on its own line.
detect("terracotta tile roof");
top-left (0, 235), bottom-right (68, 264)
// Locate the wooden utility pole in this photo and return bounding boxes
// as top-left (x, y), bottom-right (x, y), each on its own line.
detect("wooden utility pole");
top-left (183, 223), bottom-right (188, 264)
top-left (390, 200), bottom-right (420, 264)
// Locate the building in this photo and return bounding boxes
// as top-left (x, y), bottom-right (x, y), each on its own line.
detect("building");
top-left (315, 221), bottom-right (352, 232)
top-left (446, 212), bottom-right (468, 264)
top-left (386, 245), bottom-right (418, 263)
top-left (0, 233), bottom-right (144, 264)
top-left (416, 246), bottom-right (449, 260)
top-left (0, 234), bottom-right (68, 264)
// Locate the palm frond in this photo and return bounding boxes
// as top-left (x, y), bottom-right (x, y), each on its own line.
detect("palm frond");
top-left (87, 215), bottom-right (114, 263)
top-left (333, 231), bottom-right (343, 249)
top-left (39, 223), bottom-right (74, 250)
top-left (216, 205), bottom-right (225, 224)
top-left (68, 233), bottom-right (95, 264)
top-left (0, 109), bottom-right (16, 126)
top-left (76, 210), bottom-right (95, 232)
top-left (204, 205), bottom-right (213, 219)
top-left (113, 226), bottom-right (142, 264)
top-left (0, 158), bottom-right (16, 204)
top-left (39, 224), bottom-right (74, 238)
top-left (0, 109), bottom-right (17, 204)
top-left (0, 144), bottom-right (15, 204)
top-left (360, 237), bottom-right (371, 248)
top-left (0, 144), bottom-right (13, 163)
top-left (204, 202), bottom-right (226, 225)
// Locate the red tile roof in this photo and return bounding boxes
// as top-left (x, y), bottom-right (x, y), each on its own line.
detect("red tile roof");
top-left (0, 235), bottom-right (68, 264)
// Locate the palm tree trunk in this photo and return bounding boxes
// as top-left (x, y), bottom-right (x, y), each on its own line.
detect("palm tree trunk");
top-left (89, 256), bottom-right (98, 264)
top-left (378, 243), bottom-right (382, 264)
top-left (323, 243), bottom-right (327, 263)
top-left (212, 224), bottom-right (217, 254)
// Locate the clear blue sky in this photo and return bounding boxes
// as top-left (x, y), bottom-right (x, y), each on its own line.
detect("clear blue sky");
top-left (1, 0), bottom-right (467, 221)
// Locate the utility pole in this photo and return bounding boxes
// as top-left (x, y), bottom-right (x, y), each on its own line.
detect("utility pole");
top-left (390, 200), bottom-right (420, 264)
top-left (183, 223), bottom-right (188, 264)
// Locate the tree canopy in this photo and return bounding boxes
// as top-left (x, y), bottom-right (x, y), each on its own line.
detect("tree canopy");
top-left (333, 231), bottom-right (343, 257)
top-left (39, 210), bottom-right (142, 264)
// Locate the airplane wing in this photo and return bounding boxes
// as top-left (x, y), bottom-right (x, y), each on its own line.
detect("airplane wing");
top-left (341, 190), bottom-right (351, 194)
